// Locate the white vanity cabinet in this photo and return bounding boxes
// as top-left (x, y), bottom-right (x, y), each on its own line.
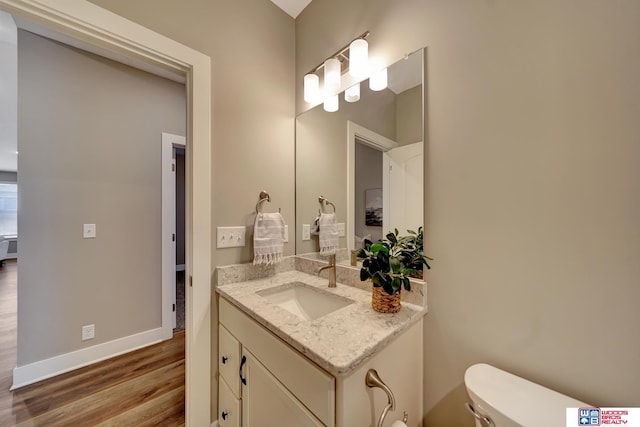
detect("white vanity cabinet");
top-left (219, 298), bottom-right (334, 427)
top-left (218, 297), bottom-right (423, 427)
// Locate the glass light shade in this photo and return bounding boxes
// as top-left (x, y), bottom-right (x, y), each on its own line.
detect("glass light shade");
top-left (369, 67), bottom-right (388, 91)
top-left (303, 73), bottom-right (320, 103)
top-left (324, 57), bottom-right (341, 96)
top-left (349, 39), bottom-right (368, 78)
top-left (324, 94), bottom-right (339, 112)
top-left (345, 83), bottom-right (360, 103)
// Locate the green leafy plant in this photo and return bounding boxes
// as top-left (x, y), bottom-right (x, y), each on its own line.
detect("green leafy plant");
top-left (400, 227), bottom-right (427, 279)
top-left (356, 228), bottom-right (432, 296)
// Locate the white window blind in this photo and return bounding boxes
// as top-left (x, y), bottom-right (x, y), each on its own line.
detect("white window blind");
top-left (0, 183), bottom-right (17, 236)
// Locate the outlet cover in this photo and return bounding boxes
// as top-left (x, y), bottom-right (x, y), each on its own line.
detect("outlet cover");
top-left (336, 222), bottom-right (345, 237)
top-left (302, 224), bottom-right (311, 241)
top-left (83, 224), bottom-right (96, 239)
top-left (216, 226), bottom-right (246, 248)
top-left (82, 324), bottom-right (95, 341)
top-left (284, 225), bottom-right (289, 243)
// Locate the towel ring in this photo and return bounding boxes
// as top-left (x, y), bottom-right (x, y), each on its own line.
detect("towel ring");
top-left (318, 195), bottom-right (336, 214)
top-left (255, 191), bottom-right (281, 215)
top-left (256, 191), bottom-right (270, 214)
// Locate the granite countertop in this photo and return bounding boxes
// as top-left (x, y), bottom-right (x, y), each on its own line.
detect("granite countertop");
top-left (216, 269), bottom-right (427, 377)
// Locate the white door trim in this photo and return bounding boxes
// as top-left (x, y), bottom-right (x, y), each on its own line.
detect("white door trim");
top-left (162, 132), bottom-right (185, 336)
top-left (346, 120), bottom-right (397, 251)
top-left (1, 2), bottom-right (212, 425)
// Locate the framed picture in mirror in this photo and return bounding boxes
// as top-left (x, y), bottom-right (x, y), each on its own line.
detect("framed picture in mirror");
top-left (365, 188), bottom-right (383, 226)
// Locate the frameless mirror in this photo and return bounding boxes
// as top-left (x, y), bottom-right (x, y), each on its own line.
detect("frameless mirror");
top-left (295, 48), bottom-right (424, 262)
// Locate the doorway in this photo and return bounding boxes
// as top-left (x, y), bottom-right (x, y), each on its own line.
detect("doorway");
top-left (162, 132), bottom-right (186, 334)
top-left (0, 2), bottom-right (212, 423)
top-left (348, 121), bottom-right (424, 251)
top-left (13, 21), bottom-right (185, 389)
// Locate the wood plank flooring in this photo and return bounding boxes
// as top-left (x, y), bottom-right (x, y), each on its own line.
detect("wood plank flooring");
top-left (0, 260), bottom-right (186, 426)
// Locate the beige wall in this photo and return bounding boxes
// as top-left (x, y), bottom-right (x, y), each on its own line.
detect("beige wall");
top-left (89, 0), bottom-right (296, 267)
top-left (298, 0), bottom-right (640, 425)
top-left (17, 30), bottom-right (186, 364)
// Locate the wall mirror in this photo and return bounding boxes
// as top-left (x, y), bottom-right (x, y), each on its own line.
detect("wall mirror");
top-left (295, 48), bottom-right (424, 264)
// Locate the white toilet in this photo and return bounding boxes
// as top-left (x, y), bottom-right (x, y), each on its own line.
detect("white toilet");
top-left (464, 363), bottom-right (589, 426)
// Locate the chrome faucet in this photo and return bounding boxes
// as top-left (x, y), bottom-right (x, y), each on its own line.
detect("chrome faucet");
top-left (317, 254), bottom-right (337, 288)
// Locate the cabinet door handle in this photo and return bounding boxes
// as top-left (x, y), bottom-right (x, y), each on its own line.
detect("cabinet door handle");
top-left (239, 355), bottom-right (247, 385)
top-left (221, 356), bottom-right (228, 364)
top-left (221, 411), bottom-right (228, 420)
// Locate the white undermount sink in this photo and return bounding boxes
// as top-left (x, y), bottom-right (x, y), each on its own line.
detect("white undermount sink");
top-left (256, 282), bottom-right (354, 321)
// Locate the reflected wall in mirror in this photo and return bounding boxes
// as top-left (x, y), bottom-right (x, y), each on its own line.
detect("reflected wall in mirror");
top-left (295, 48), bottom-right (424, 257)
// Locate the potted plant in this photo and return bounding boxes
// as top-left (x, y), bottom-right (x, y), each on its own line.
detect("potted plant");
top-left (356, 228), bottom-right (432, 313)
top-left (400, 226), bottom-right (426, 280)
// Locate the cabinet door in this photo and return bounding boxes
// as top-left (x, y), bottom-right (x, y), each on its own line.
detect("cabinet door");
top-left (241, 350), bottom-right (324, 427)
top-left (219, 376), bottom-right (241, 427)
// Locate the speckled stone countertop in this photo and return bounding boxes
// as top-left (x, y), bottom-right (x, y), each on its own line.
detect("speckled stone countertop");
top-left (216, 269), bottom-right (428, 377)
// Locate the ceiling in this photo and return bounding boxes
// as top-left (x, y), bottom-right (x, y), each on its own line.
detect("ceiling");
top-left (270, 0), bottom-right (312, 18)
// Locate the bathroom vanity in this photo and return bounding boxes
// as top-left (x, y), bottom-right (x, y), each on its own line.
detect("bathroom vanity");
top-left (216, 267), bottom-right (426, 427)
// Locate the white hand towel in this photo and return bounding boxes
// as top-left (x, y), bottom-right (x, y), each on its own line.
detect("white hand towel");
top-left (253, 212), bottom-right (285, 265)
top-left (319, 213), bottom-right (338, 255)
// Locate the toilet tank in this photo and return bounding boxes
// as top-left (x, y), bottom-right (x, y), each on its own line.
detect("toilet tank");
top-left (464, 363), bottom-right (589, 427)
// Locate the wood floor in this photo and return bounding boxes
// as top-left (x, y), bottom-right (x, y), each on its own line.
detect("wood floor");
top-left (0, 260), bottom-right (186, 426)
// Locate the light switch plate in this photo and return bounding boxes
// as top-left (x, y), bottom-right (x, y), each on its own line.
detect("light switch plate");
top-left (217, 226), bottom-right (246, 248)
top-left (83, 224), bottom-right (96, 239)
top-left (302, 224), bottom-right (311, 241)
top-left (336, 222), bottom-right (345, 237)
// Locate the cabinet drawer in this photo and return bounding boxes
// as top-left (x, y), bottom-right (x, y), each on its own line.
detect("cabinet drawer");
top-left (219, 324), bottom-right (241, 398)
top-left (219, 376), bottom-right (241, 427)
top-left (220, 298), bottom-right (335, 427)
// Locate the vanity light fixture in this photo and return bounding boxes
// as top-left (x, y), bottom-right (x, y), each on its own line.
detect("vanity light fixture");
top-left (303, 31), bottom-right (370, 111)
top-left (303, 73), bottom-right (320, 103)
top-left (348, 38), bottom-right (368, 78)
top-left (345, 83), bottom-right (360, 103)
top-left (323, 57), bottom-right (341, 97)
top-left (369, 67), bottom-right (388, 91)
top-left (324, 94), bottom-right (339, 112)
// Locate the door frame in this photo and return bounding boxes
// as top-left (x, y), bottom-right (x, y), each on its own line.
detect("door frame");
top-left (0, 1), bottom-right (212, 425)
top-left (162, 132), bottom-right (186, 335)
top-left (346, 120), bottom-right (397, 251)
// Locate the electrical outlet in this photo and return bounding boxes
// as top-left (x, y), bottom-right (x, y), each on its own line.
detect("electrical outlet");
top-left (216, 226), bottom-right (246, 248)
top-left (336, 222), bottom-right (345, 237)
top-left (302, 224), bottom-right (311, 241)
top-left (83, 224), bottom-right (96, 239)
top-left (82, 324), bottom-right (95, 341)
top-left (284, 225), bottom-right (289, 243)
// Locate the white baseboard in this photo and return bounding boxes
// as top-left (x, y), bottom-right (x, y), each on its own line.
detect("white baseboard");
top-left (11, 327), bottom-right (165, 390)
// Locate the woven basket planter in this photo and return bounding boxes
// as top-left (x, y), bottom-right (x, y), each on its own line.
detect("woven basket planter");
top-left (371, 286), bottom-right (401, 313)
